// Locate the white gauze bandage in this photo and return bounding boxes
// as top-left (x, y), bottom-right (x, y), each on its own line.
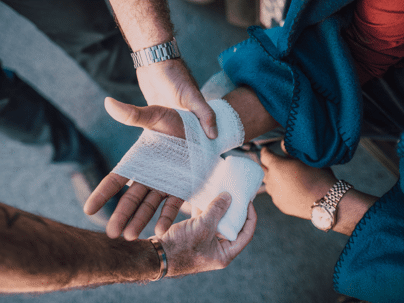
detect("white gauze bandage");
top-left (112, 99), bottom-right (264, 240)
top-left (189, 156), bottom-right (264, 240)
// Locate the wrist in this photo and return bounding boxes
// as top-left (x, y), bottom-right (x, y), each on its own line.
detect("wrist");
top-left (332, 189), bottom-right (378, 236)
top-left (158, 237), bottom-right (181, 277)
top-left (149, 238), bottom-right (168, 281)
top-left (159, 236), bottom-right (201, 278)
top-left (136, 57), bottom-right (183, 75)
top-left (223, 86), bottom-right (280, 142)
top-left (132, 38), bottom-right (181, 70)
top-left (106, 239), bottom-right (161, 283)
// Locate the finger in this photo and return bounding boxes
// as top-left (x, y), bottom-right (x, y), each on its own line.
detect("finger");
top-left (185, 95), bottom-right (218, 139)
top-left (260, 146), bottom-right (286, 167)
top-left (83, 173), bottom-right (128, 215)
top-left (122, 189), bottom-right (167, 241)
top-left (201, 192), bottom-right (232, 228)
top-left (105, 97), bottom-right (164, 129)
top-left (280, 139), bottom-right (293, 158)
top-left (106, 182), bottom-right (149, 239)
top-left (228, 202), bottom-right (257, 257)
top-left (105, 97), bottom-right (185, 139)
top-left (155, 195), bottom-right (185, 237)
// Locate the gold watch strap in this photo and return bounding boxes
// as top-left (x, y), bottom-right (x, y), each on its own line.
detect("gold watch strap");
top-left (324, 180), bottom-right (353, 209)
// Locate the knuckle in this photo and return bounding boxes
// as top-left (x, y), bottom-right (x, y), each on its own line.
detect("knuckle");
top-left (162, 202), bottom-right (180, 214)
top-left (148, 106), bottom-right (166, 126)
top-left (125, 107), bottom-right (140, 125)
top-left (112, 210), bottom-right (131, 222)
top-left (198, 108), bottom-right (216, 125)
top-left (142, 200), bottom-right (158, 214)
top-left (159, 214), bottom-right (174, 226)
top-left (214, 199), bottom-right (229, 212)
top-left (123, 191), bottom-right (144, 207)
top-left (150, 189), bottom-right (168, 200)
top-left (108, 174), bottom-right (124, 193)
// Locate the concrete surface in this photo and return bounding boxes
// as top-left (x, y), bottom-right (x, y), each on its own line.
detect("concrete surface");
top-left (0, 1), bottom-right (398, 302)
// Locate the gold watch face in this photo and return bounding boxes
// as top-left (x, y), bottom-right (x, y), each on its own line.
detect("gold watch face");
top-left (311, 205), bottom-right (333, 231)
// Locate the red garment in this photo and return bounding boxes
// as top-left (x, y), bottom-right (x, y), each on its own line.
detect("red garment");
top-left (344, 0), bottom-right (404, 84)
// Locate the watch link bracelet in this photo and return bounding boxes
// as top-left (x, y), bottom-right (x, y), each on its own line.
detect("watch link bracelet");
top-left (131, 38), bottom-right (181, 69)
top-left (311, 180), bottom-right (353, 232)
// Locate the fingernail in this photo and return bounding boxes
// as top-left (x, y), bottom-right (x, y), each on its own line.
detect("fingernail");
top-left (209, 126), bottom-right (218, 138)
top-left (219, 192), bottom-right (232, 201)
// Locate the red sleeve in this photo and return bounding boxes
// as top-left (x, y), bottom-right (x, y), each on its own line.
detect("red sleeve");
top-left (343, 0), bottom-right (404, 85)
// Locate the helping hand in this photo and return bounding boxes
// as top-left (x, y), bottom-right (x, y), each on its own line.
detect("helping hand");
top-left (136, 59), bottom-right (218, 139)
top-left (84, 97), bottom-right (186, 240)
top-left (158, 192), bottom-right (257, 277)
top-left (260, 142), bottom-right (337, 220)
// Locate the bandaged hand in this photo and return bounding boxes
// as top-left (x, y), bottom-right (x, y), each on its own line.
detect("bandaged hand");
top-left (85, 98), bottom-right (263, 241)
top-left (84, 98), bottom-right (186, 240)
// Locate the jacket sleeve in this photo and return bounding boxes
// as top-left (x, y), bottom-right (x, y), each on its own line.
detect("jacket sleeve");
top-left (333, 134), bottom-right (404, 303)
top-left (219, 0), bottom-right (362, 168)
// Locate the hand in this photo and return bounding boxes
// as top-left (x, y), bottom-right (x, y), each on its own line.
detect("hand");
top-left (137, 59), bottom-right (218, 139)
top-left (84, 97), bottom-right (187, 240)
top-left (159, 192), bottom-right (257, 277)
top-left (260, 142), bottom-right (338, 220)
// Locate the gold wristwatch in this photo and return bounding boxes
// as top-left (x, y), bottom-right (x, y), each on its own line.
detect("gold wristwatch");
top-left (311, 180), bottom-right (353, 232)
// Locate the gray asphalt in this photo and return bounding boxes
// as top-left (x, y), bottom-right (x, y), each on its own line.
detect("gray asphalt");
top-left (0, 1), bottom-right (398, 302)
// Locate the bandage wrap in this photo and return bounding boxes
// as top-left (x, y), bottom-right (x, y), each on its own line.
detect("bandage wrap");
top-left (112, 99), bottom-right (264, 240)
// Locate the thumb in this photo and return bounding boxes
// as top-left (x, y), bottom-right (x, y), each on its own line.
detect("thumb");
top-left (184, 94), bottom-right (218, 139)
top-left (105, 97), bottom-right (164, 129)
top-left (260, 146), bottom-right (287, 168)
top-left (201, 192), bottom-right (232, 228)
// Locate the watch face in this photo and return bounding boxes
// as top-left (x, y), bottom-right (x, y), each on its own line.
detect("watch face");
top-left (311, 205), bottom-right (333, 231)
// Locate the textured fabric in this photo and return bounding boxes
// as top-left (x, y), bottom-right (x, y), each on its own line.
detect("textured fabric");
top-left (333, 133), bottom-right (404, 303)
top-left (188, 156), bottom-right (264, 241)
top-left (343, 0), bottom-right (404, 84)
top-left (112, 99), bottom-right (245, 199)
top-left (219, 0), bottom-right (361, 168)
top-left (112, 99), bottom-right (264, 240)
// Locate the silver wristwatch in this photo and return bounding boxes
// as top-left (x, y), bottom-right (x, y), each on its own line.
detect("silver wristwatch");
top-left (130, 38), bottom-right (181, 69)
top-left (311, 180), bottom-right (353, 232)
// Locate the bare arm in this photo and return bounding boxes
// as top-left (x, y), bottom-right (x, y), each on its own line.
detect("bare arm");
top-left (0, 202), bottom-right (159, 293)
top-left (108, 0), bottom-right (218, 139)
top-left (1, 193), bottom-right (256, 293)
top-left (109, 0), bottom-right (174, 50)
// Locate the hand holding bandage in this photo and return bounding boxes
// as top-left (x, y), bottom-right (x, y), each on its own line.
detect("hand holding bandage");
top-left (84, 98), bottom-right (263, 241)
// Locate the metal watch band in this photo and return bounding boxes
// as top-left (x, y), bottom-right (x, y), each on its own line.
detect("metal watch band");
top-left (323, 180), bottom-right (353, 209)
top-left (131, 38), bottom-right (181, 69)
top-left (149, 238), bottom-right (168, 281)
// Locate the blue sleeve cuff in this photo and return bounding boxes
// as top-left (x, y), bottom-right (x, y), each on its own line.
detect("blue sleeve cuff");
top-left (333, 181), bottom-right (404, 303)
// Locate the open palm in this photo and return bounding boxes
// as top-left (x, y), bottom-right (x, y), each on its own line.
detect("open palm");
top-left (84, 97), bottom-right (186, 240)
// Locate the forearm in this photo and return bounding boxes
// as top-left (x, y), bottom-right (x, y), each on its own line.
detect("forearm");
top-left (0, 202), bottom-right (160, 293)
top-left (109, 0), bottom-right (174, 51)
top-left (223, 86), bottom-right (280, 143)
